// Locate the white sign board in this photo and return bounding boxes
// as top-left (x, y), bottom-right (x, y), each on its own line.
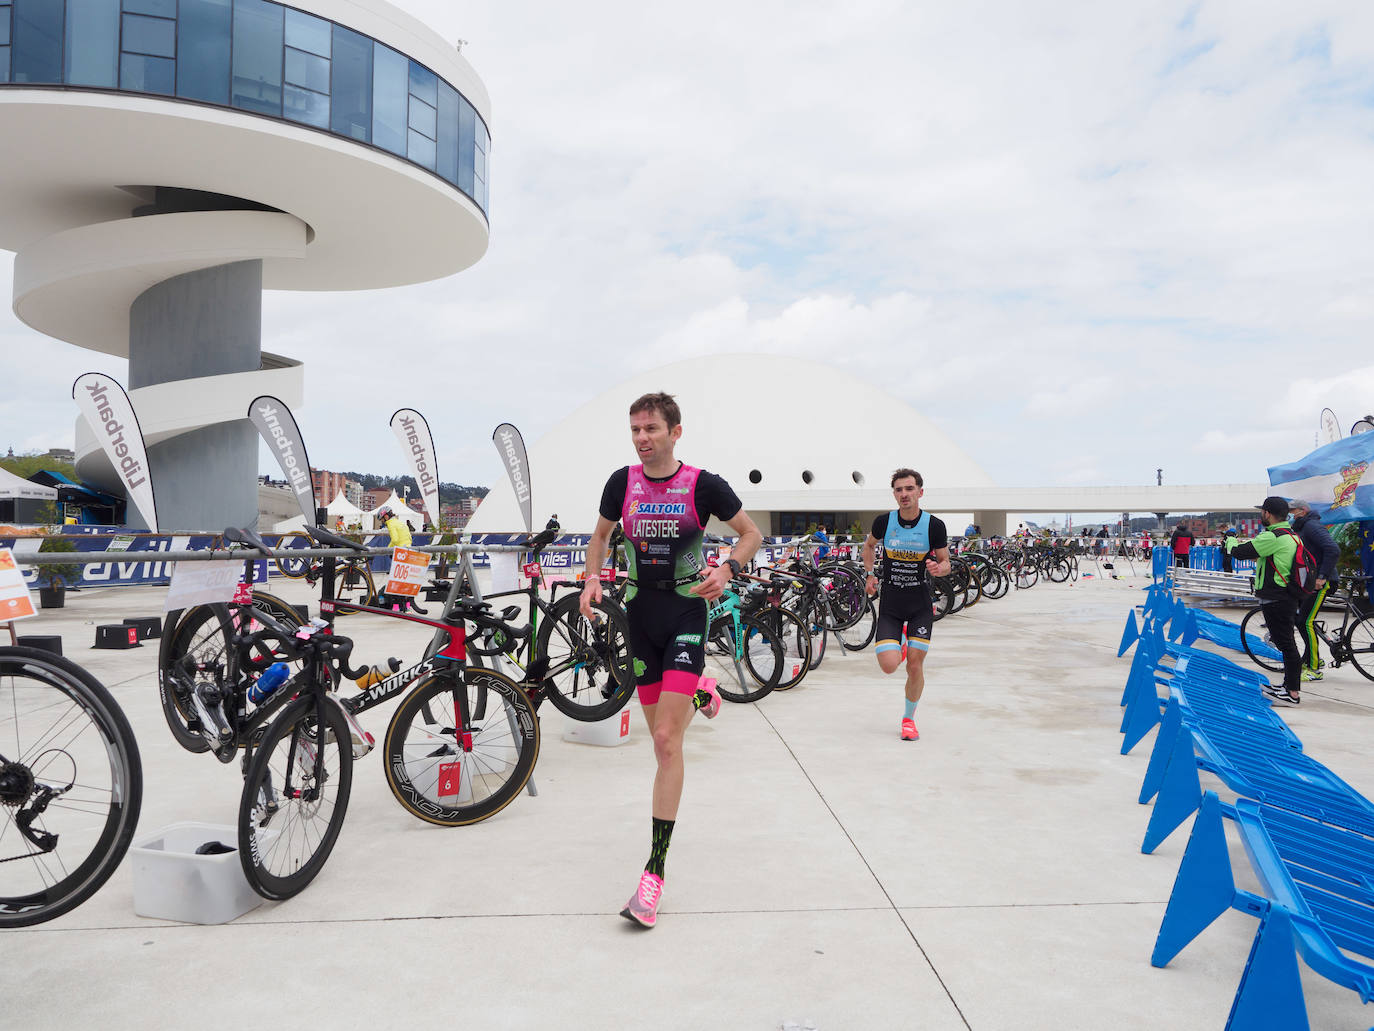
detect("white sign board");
top-left (164, 560), bottom-right (244, 612)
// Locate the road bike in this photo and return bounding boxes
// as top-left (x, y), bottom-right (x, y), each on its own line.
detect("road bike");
top-left (467, 522), bottom-right (635, 722)
top-left (0, 646), bottom-right (142, 926)
top-left (1241, 575), bottom-right (1374, 682)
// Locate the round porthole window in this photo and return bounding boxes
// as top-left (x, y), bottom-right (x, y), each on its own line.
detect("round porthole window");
top-left (801, 470), bottom-right (814, 484)
top-left (749, 469), bottom-right (762, 484)
top-left (851, 471), bottom-right (865, 486)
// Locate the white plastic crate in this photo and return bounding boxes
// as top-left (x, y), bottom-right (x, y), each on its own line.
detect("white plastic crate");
top-left (562, 706), bottom-right (633, 747)
top-left (131, 822), bottom-right (264, 924)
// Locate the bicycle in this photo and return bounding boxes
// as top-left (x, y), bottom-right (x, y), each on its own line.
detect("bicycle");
top-left (1240, 575), bottom-right (1374, 682)
top-left (0, 646), bottom-right (143, 926)
top-left (468, 521), bottom-right (636, 723)
top-left (703, 587), bottom-right (784, 702)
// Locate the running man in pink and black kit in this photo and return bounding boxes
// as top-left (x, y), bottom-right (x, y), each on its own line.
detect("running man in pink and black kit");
top-left (580, 392), bottom-right (761, 928)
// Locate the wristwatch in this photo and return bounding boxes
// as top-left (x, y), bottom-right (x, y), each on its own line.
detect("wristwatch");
top-left (724, 558), bottom-right (742, 577)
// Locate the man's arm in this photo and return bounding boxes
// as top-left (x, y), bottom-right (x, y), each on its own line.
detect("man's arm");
top-left (690, 510), bottom-right (762, 601)
top-left (925, 546), bottom-right (951, 579)
top-left (862, 534), bottom-right (880, 596)
top-left (578, 516), bottom-right (617, 618)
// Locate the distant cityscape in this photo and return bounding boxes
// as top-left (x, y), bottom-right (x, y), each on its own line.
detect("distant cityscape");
top-left (258, 468), bottom-right (489, 529)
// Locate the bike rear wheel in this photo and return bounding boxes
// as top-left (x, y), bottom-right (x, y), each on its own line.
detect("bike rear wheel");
top-left (274, 531), bottom-right (313, 578)
top-left (534, 594), bottom-right (635, 722)
top-left (331, 560), bottom-right (377, 616)
top-left (0, 648), bottom-right (143, 927)
top-left (238, 695), bottom-right (352, 900)
top-left (752, 606), bottom-right (810, 690)
top-left (384, 669), bottom-right (539, 826)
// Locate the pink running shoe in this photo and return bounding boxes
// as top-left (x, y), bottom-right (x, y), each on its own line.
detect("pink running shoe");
top-left (900, 718), bottom-right (919, 741)
top-left (621, 870), bottom-right (664, 927)
top-left (698, 677), bottom-right (722, 719)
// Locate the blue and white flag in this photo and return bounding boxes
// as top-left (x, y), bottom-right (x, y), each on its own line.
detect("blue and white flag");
top-left (1268, 433), bottom-right (1374, 524)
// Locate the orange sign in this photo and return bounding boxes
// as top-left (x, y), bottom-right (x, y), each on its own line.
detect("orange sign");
top-left (385, 546), bottom-right (429, 598)
top-left (0, 548), bottom-right (37, 622)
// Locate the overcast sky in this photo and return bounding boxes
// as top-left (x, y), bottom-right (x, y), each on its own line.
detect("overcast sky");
top-left (3, 0), bottom-right (1372, 505)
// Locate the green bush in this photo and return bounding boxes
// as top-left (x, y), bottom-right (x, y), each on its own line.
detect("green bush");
top-left (36, 535), bottom-right (82, 587)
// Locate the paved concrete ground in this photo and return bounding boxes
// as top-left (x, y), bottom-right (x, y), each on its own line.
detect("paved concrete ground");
top-left (4, 570), bottom-right (1373, 1030)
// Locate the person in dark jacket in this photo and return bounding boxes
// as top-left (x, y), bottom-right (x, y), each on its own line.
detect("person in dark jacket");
top-left (1169, 523), bottom-right (1195, 568)
top-left (1220, 526), bottom-right (1237, 572)
top-left (1290, 500), bottom-right (1340, 681)
top-left (1226, 497), bottom-right (1302, 703)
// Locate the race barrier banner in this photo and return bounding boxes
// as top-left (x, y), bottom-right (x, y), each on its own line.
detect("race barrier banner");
top-left (391, 409), bottom-right (440, 528)
top-left (72, 372), bottom-right (158, 531)
top-left (492, 423), bottom-right (533, 533)
top-left (249, 395), bottom-right (317, 526)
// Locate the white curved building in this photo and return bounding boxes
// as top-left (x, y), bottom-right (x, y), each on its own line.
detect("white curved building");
top-left (1, 0), bottom-right (490, 530)
top-left (468, 354), bottom-right (997, 537)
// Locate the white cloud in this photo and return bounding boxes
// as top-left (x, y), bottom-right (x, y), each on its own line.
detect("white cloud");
top-left (3, 0), bottom-right (1373, 498)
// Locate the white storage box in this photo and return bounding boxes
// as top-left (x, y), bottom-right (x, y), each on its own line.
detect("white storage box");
top-left (562, 706), bottom-right (633, 747)
top-left (131, 822), bottom-right (264, 924)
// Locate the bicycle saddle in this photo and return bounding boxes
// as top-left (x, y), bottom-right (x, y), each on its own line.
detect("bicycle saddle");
top-left (305, 525), bottom-right (368, 551)
top-left (223, 526), bottom-right (272, 556)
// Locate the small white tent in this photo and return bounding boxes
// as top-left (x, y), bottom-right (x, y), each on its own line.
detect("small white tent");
top-left (325, 491), bottom-right (366, 521)
top-left (0, 467), bottom-right (57, 502)
top-left (0, 467), bottom-right (58, 525)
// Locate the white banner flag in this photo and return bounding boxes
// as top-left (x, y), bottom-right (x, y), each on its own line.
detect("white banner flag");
top-left (72, 373), bottom-right (158, 531)
top-left (248, 395), bottom-right (317, 526)
top-left (390, 408), bottom-right (440, 528)
top-left (492, 423), bottom-right (533, 533)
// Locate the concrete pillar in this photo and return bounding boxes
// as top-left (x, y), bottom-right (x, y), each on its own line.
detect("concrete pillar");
top-left (128, 260), bottom-right (263, 532)
top-left (973, 510), bottom-right (1008, 536)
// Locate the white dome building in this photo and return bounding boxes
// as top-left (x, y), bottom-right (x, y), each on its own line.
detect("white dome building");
top-left (468, 354), bottom-right (996, 537)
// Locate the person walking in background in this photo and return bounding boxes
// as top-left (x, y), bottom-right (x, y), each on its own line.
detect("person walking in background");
top-left (1169, 523), bottom-right (1195, 568)
top-left (1225, 497), bottom-right (1302, 704)
top-left (1289, 500), bottom-right (1340, 681)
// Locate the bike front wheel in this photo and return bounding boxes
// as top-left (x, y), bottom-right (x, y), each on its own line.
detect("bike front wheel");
top-left (0, 647), bottom-right (143, 927)
top-left (383, 668), bottom-right (539, 827)
top-left (1239, 606), bottom-right (1307, 673)
top-left (1344, 612), bottom-right (1374, 682)
top-left (238, 695), bottom-right (353, 900)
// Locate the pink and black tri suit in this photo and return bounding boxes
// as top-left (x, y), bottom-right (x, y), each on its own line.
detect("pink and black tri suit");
top-left (598, 462), bottom-right (743, 705)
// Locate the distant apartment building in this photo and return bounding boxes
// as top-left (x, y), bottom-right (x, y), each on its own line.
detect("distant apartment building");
top-left (344, 479), bottom-right (365, 509)
top-left (363, 488), bottom-right (391, 511)
top-left (312, 469), bottom-right (350, 505)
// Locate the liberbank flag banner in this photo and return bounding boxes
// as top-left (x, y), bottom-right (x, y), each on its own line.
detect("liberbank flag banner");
top-left (492, 423), bottom-right (533, 533)
top-left (1268, 431), bottom-right (1374, 524)
top-left (248, 396), bottom-right (317, 525)
top-left (391, 408), bottom-right (440, 527)
top-left (72, 373), bottom-right (158, 531)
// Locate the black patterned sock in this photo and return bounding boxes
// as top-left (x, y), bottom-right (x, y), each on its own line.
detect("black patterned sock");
top-left (692, 687), bottom-right (710, 710)
top-left (646, 817), bottom-right (675, 879)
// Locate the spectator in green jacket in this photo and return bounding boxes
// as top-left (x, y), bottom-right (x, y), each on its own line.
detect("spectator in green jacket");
top-left (1225, 496), bottom-right (1302, 704)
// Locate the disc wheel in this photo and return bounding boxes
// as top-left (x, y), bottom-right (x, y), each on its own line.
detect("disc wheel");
top-left (383, 669), bottom-right (539, 826)
top-left (239, 695), bottom-right (352, 900)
